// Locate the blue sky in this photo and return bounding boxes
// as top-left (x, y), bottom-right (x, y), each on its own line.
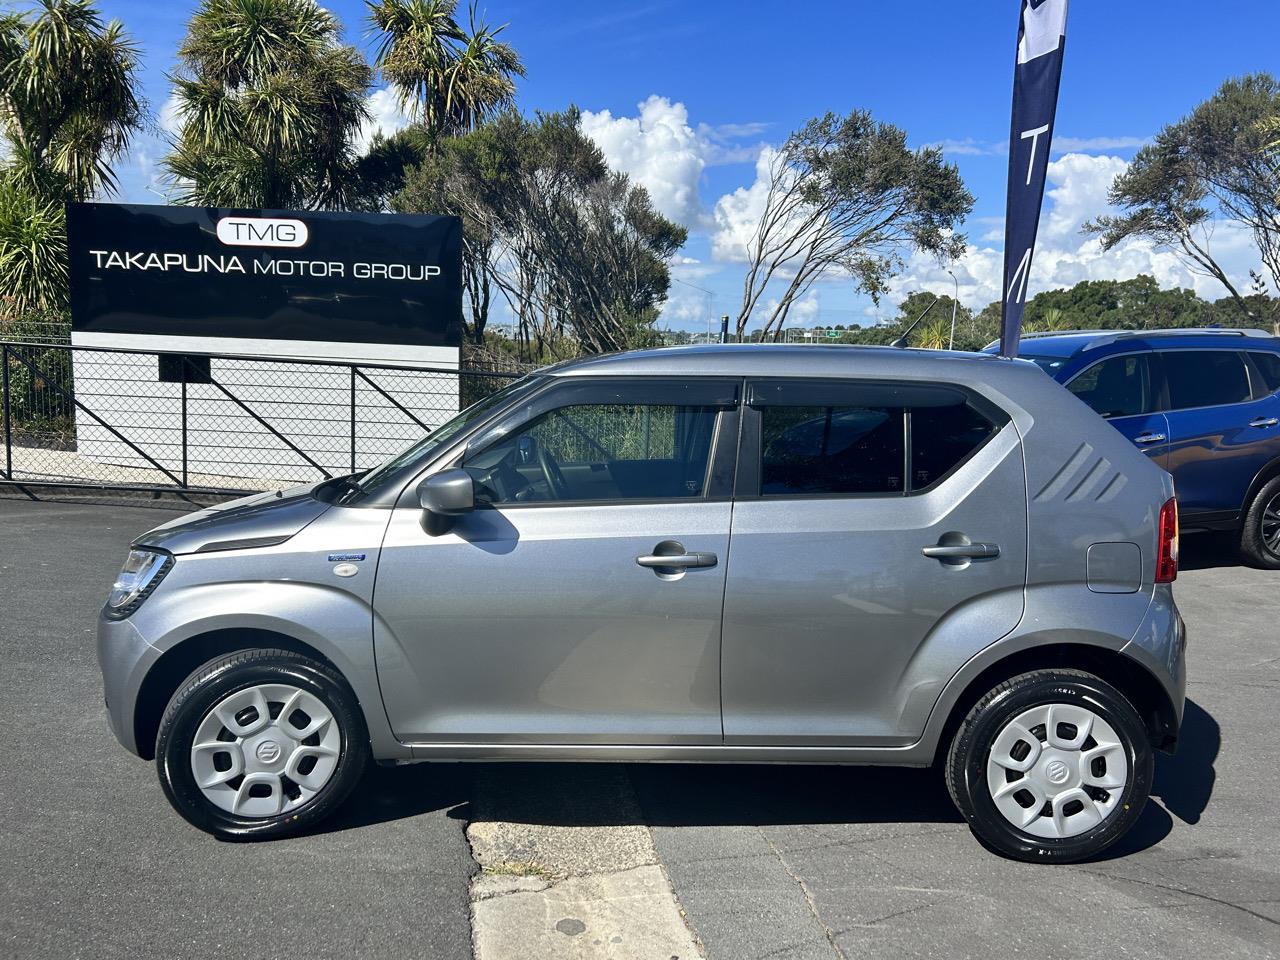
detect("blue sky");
top-left (97, 0), bottom-right (1280, 330)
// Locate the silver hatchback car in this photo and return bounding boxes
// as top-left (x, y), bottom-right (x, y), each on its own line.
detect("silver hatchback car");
top-left (98, 345), bottom-right (1185, 862)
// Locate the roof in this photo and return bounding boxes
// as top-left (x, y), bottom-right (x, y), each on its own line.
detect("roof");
top-left (544, 343), bottom-right (1013, 379)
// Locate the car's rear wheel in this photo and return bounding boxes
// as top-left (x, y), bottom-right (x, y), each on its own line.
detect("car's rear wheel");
top-left (946, 669), bottom-right (1153, 863)
top-left (155, 649), bottom-right (369, 839)
top-left (1240, 475), bottom-right (1280, 569)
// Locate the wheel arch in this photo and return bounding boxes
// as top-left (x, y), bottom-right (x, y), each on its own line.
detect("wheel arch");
top-left (132, 628), bottom-right (342, 762)
top-left (1240, 453), bottom-right (1280, 518)
top-left (931, 643), bottom-right (1179, 766)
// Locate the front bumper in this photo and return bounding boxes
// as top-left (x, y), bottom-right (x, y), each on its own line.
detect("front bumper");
top-left (96, 611), bottom-right (164, 757)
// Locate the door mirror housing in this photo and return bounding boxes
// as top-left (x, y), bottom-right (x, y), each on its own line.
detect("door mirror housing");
top-left (417, 468), bottom-right (475, 535)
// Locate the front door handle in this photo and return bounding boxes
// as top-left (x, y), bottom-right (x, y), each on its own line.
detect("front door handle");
top-left (1134, 432), bottom-right (1167, 444)
top-left (636, 551), bottom-right (718, 569)
top-left (1249, 417), bottom-right (1279, 428)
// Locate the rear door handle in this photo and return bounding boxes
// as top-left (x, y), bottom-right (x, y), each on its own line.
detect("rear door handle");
top-left (636, 552), bottom-right (718, 569)
top-left (1249, 417), bottom-right (1279, 428)
top-left (1134, 432), bottom-right (1166, 444)
top-left (922, 543), bottom-right (1000, 561)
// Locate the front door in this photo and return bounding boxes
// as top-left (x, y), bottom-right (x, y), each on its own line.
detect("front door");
top-left (372, 378), bottom-right (738, 744)
top-left (720, 378), bottom-right (1028, 745)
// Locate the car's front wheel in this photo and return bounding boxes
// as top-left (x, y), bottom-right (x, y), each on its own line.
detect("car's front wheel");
top-left (1240, 474), bottom-right (1280, 569)
top-left (155, 648), bottom-right (369, 839)
top-left (946, 669), bottom-right (1153, 863)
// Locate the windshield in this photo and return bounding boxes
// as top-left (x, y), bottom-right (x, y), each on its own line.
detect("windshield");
top-left (356, 375), bottom-right (545, 496)
top-left (1018, 354), bottom-right (1071, 377)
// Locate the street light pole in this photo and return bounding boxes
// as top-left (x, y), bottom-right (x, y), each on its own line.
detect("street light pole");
top-left (946, 269), bottom-right (959, 350)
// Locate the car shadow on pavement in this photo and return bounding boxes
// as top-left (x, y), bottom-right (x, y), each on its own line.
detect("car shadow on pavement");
top-left (1179, 530), bottom-right (1245, 571)
top-left (1088, 697), bottom-right (1220, 860)
top-left (312, 761), bottom-right (475, 835)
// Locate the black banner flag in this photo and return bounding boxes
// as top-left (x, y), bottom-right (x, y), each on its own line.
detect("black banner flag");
top-left (1000, 0), bottom-right (1069, 357)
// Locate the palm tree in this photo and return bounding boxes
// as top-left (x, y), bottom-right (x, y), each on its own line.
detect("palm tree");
top-left (0, 0), bottom-right (143, 204)
top-left (367, 0), bottom-right (523, 139)
top-left (165, 0), bottom-right (372, 210)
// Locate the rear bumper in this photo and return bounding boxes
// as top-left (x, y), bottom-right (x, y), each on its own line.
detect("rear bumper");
top-left (1120, 583), bottom-right (1187, 748)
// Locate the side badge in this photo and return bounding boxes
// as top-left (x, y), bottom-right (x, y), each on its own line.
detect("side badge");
top-left (332, 562), bottom-right (359, 578)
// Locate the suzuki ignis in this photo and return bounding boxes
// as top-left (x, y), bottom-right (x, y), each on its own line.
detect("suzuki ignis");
top-left (98, 345), bottom-right (1185, 862)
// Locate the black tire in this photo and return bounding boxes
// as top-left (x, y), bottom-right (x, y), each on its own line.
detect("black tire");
top-left (1240, 474), bottom-right (1280, 569)
top-left (155, 648), bottom-right (369, 840)
top-left (946, 669), bottom-right (1153, 863)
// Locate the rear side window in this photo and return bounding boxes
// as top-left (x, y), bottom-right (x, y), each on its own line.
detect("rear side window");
top-left (1066, 354), bottom-right (1153, 418)
top-left (1160, 351), bottom-right (1251, 410)
top-left (751, 381), bottom-right (1001, 498)
top-left (1248, 352), bottom-right (1280, 394)
top-left (761, 406), bottom-right (904, 495)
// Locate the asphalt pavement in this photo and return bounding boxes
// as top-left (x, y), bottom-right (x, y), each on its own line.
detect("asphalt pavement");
top-left (1, 493), bottom-right (1277, 960)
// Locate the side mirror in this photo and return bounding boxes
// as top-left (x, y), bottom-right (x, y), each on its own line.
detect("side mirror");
top-left (417, 468), bottom-right (475, 535)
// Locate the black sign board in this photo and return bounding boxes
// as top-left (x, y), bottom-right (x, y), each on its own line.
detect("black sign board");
top-left (68, 203), bottom-right (463, 348)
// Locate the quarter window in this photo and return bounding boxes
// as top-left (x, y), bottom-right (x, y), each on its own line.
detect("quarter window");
top-left (911, 403), bottom-right (1000, 490)
top-left (462, 403), bottom-right (719, 504)
top-left (1160, 351), bottom-right (1251, 410)
top-left (1066, 354), bottom-right (1153, 418)
top-left (1248, 352), bottom-right (1280, 395)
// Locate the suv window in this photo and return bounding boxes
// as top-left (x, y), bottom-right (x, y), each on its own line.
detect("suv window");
top-left (463, 402), bottom-right (719, 504)
top-left (1066, 354), bottom-right (1153, 418)
top-left (761, 405), bottom-right (904, 495)
top-left (1161, 350), bottom-right (1251, 410)
top-left (1248, 351), bottom-right (1280, 395)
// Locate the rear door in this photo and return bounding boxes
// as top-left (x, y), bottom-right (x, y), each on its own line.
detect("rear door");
top-left (719, 378), bottom-right (1027, 746)
top-left (1158, 349), bottom-right (1276, 515)
top-left (1063, 352), bottom-right (1169, 470)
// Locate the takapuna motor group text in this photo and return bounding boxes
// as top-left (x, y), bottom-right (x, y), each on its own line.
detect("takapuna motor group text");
top-left (87, 250), bottom-right (443, 281)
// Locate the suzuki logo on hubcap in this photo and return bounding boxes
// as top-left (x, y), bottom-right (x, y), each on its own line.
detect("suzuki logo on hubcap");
top-left (256, 740), bottom-right (282, 764)
top-left (1045, 759), bottom-right (1070, 785)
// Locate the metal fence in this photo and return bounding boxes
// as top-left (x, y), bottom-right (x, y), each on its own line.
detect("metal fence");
top-left (0, 340), bottom-right (525, 496)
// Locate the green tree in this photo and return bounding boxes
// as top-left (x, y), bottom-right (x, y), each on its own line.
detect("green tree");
top-left (164, 0), bottom-right (372, 209)
top-left (395, 110), bottom-right (685, 359)
top-left (1087, 73), bottom-right (1280, 322)
top-left (732, 109), bottom-right (973, 340)
top-left (0, 0), bottom-right (143, 203)
top-left (368, 0), bottom-right (523, 140)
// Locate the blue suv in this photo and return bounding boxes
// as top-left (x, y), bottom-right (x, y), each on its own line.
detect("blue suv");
top-left (989, 328), bottom-right (1280, 567)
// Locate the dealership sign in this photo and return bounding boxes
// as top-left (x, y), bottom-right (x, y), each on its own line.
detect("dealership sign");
top-left (68, 203), bottom-right (463, 348)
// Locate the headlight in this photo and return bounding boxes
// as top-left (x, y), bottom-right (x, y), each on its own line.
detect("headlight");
top-left (104, 548), bottom-right (174, 620)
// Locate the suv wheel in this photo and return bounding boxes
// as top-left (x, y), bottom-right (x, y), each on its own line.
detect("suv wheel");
top-left (1240, 475), bottom-right (1280, 569)
top-left (155, 649), bottom-right (369, 839)
top-left (946, 669), bottom-right (1153, 863)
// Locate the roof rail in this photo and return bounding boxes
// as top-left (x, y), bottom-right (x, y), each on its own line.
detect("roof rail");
top-left (1078, 327), bottom-right (1274, 351)
top-left (983, 326), bottom-right (1275, 353)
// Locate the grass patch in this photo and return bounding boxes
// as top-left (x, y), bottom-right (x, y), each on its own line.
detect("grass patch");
top-left (482, 860), bottom-right (555, 879)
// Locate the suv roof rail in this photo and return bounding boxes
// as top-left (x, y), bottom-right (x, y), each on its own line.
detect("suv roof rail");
top-left (984, 326), bottom-right (1276, 353)
top-left (1078, 327), bottom-right (1275, 351)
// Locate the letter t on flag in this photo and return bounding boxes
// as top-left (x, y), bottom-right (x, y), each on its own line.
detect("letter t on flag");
top-left (1000, 0), bottom-right (1069, 357)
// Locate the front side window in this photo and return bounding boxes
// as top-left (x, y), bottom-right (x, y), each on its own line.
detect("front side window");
top-left (1161, 350), bottom-right (1251, 410)
top-left (760, 405), bottom-right (904, 495)
top-left (1066, 354), bottom-right (1153, 418)
top-left (462, 402), bottom-right (719, 504)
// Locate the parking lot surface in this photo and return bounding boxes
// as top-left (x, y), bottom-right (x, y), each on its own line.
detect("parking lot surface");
top-left (2, 494), bottom-right (1278, 960)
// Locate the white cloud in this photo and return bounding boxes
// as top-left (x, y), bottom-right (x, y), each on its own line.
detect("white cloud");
top-left (159, 91), bottom-right (183, 138)
top-left (580, 96), bottom-right (710, 228)
top-left (885, 152), bottom-right (1264, 309)
top-left (355, 86), bottom-right (410, 155)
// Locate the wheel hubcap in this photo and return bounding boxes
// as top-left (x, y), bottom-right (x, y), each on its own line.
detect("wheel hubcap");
top-left (191, 683), bottom-right (341, 818)
top-left (986, 703), bottom-right (1128, 839)
top-left (1261, 493), bottom-right (1280, 554)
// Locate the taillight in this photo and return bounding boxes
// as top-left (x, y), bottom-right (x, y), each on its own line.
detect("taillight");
top-left (1156, 497), bottom-right (1178, 583)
